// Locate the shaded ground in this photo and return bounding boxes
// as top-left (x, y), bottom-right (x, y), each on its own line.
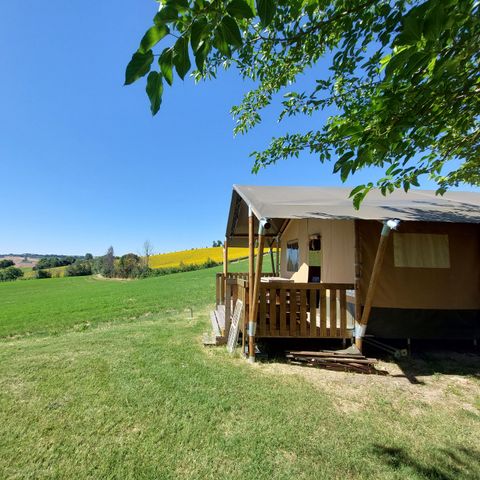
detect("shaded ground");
top-left (260, 352), bottom-right (480, 416)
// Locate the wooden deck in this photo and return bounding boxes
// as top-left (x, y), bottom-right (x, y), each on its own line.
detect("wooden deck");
top-left (214, 273), bottom-right (355, 341)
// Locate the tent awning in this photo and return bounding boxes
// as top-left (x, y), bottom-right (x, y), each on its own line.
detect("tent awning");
top-left (225, 185), bottom-right (480, 247)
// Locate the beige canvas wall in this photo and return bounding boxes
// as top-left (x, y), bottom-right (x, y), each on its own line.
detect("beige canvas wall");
top-left (358, 220), bottom-right (480, 309)
top-left (280, 219), bottom-right (355, 283)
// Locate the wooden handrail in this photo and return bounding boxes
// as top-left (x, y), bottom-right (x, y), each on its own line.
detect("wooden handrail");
top-left (256, 283), bottom-right (355, 339)
top-left (260, 282), bottom-right (355, 290)
top-left (215, 274), bottom-right (355, 340)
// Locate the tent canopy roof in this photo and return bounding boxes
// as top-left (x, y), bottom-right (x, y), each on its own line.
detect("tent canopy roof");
top-left (226, 185), bottom-right (480, 247)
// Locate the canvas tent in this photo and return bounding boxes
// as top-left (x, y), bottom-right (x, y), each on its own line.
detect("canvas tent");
top-left (223, 185), bottom-right (480, 343)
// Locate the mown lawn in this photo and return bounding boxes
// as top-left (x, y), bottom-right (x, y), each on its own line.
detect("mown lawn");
top-left (0, 261), bottom-right (250, 338)
top-left (0, 266), bottom-right (479, 479)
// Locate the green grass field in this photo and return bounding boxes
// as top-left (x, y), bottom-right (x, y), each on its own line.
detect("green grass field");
top-left (1, 264), bottom-right (479, 479)
top-left (0, 261), bottom-right (252, 338)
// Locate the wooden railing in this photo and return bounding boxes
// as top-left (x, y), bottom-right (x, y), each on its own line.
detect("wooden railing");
top-left (215, 274), bottom-right (355, 339)
top-left (215, 272), bottom-right (275, 306)
top-left (256, 282), bottom-right (355, 339)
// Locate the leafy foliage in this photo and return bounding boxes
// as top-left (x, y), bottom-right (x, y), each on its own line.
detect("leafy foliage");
top-left (0, 259), bottom-right (15, 269)
top-left (115, 253), bottom-right (144, 279)
top-left (94, 246), bottom-right (116, 278)
top-left (34, 256), bottom-right (77, 270)
top-left (35, 269), bottom-right (52, 279)
top-left (64, 261), bottom-right (92, 277)
top-left (126, 0), bottom-right (479, 203)
top-left (0, 266), bottom-right (24, 282)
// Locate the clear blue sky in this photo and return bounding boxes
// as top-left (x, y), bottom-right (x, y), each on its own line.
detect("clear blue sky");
top-left (1, 1), bottom-right (476, 256)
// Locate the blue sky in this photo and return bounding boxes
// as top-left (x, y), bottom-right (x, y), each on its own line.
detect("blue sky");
top-left (1, 1), bottom-right (476, 256)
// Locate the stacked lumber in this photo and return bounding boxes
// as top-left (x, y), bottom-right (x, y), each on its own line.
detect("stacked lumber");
top-left (286, 346), bottom-right (385, 374)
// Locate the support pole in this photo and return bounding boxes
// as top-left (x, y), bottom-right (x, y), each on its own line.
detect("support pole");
top-left (223, 237), bottom-right (228, 276)
top-left (354, 220), bottom-right (362, 329)
top-left (269, 242), bottom-right (276, 276)
top-left (276, 237), bottom-right (280, 275)
top-left (247, 208), bottom-right (254, 355)
top-left (223, 238), bottom-right (228, 303)
top-left (355, 219), bottom-right (399, 350)
top-left (248, 208), bottom-right (254, 307)
top-left (248, 218), bottom-right (269, 363)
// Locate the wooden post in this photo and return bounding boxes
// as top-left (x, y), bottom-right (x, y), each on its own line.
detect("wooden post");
top-left (223, 238), bottom-right (228, 277)
top-left (354, 220), bottom-right (362, 329)
top-left (355, 220), bottom-right (398, 350)
top-left (223, 238), bottom-right (229, 336)
top-left (269, 243), bottom-right (276, 276)
top-left (248, 222), bottom-right (267, 363)
top-left (276, 237), bottom-right (280, 275)
top-left (223, 237), bottom-right (228, 303)
top-left (248, 209), bottom-right (254, 308)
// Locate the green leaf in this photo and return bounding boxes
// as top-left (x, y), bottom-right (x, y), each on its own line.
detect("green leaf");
top-left (139, 25), bottom-right (169, 53)
top-left (424, 4), bottom-right (445, 40)
top-left (154, 6), bottom-right (178, 25)
top-left (146, 71), bottom-right (163, 115)
top-left (159, 48), bottom-right (174, 86)
top-left (256, 0), bottom-right (275, 27)
top-left (213, 28), bottom-right (231, 57)
top-left (333, 151), bottom-right (353, 174)
top-left (352, 191), bottom-right (367, 210)
top-left (191, 17), bottom-right (208, 52)
top-left (166, 0), bottom-right (189, 12)
top-left (194, 40), bottom-right (210, 72)
top-left (173, 36), bottom-right (191, 80)
top-left (340, 163), bottom-right (351, 182)
top-left (220, 16), bottom-right (243, 48)
top-left (227, 0), bottom-right (255, 19)
top-left (384, 47), bottom-right (415, 80)
top-left (125, 50), bottom-right (154, 85)
top-left (348, 185), bottom-right (365, 198)
top-left (397, 10), bottom-right (423, 45)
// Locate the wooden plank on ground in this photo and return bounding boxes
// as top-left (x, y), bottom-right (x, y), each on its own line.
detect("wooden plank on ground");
top-left (215, 305), bottom-right (225, 332)
top-left (210, 311), bottom-right (221, 337)
top-left (287, 350), bottom-right (365, 358)
top-left (227, 300), bottom-right (243, 353)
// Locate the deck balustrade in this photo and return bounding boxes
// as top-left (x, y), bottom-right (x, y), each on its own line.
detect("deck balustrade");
top-left (215, 273), bottom-right (355, 339)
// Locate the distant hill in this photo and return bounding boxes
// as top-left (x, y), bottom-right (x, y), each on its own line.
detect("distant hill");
top-left (0, 255), bottom-right (39, 268)
top-left (0, 253), bottom-right (80, 259)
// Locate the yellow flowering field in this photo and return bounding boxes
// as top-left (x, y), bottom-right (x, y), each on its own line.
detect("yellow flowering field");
top-left (148, 247), bottom-right (252, 269)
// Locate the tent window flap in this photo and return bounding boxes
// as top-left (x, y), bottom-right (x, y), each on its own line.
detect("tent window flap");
top-left (393, 233), bottom-right (450, 268)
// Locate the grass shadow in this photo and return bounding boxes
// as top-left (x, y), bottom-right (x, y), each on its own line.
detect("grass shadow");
top-left (392, 351), bottom-right (480, 384)
top-left (373, 443), bottom-right (480, 480)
